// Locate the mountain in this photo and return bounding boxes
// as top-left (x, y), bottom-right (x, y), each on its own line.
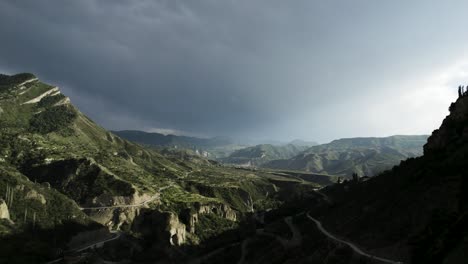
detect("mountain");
top-left (264, 135), bottom-right (429, 177)
top-left (113, 130), bottom-right (246, 158)
top-left (289, 139), bottom-right (319, 147)
top-left (0, 73), bottom-right (317, 262)
top-left (183, 90), bottom-right (468, 264)
top-left (221, 144), bottom-right (310, 167)
top-left (299, 91), bottom-right (468, 263)
top-left (2, 72), bottom-right (465, 264)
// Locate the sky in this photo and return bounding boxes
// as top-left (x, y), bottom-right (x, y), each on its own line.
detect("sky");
top-left (1, 0), bottom-right (468, 143)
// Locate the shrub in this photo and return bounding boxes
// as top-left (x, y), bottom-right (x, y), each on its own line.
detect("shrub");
top-left (0, 73), bottom-right (35, 86)
top-left (195, 213), bottom-right (238, 241)
top-left (29, 105), bottom-right (77, 134)
top-left (37, 94), bottom-right (66, 108)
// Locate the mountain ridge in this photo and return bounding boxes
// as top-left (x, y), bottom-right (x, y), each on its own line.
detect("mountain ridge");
top-left (263, 135), bottom-right (429, 177)
top-left (311, 93), bottom-right (468, 263)
top-left (113, 129), bottom-right (247, 158)
top-left (0, 73), bottom-right (315, 262)
top-left (221, 143), bottom-right (310, 167)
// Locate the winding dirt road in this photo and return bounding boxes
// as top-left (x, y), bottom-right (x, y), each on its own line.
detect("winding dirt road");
top-left (306, 212), bottom-right (403, 264)
top-left (45, 231), bottom-right (121, 264)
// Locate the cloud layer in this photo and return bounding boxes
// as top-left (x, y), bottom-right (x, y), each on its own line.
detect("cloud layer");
top-left (1, 0), bottom-right (467, 142)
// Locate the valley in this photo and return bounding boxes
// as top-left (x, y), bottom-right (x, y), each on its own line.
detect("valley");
top-left (0, 72), bottom-right (466, 264)
top-left (2, 2), bottom-right (467, 263)
top-left (0, 73), bottom-right (326, 263)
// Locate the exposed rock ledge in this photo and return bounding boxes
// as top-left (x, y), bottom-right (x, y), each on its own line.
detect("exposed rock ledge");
top-left (0, 199), bottom-right (10, 220)
top-left (132, 202), bottom-right (238, 246)
top-left (85, 191), bottom-right (155, 230)
top-left (424, 96), bottom-right (468, 154)
top-left (182, 202), bottom-right (237, 233)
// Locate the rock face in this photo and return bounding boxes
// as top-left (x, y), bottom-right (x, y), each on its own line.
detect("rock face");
top-left (181, 202), bottom-right (238, 234)
top-left (424, 95), bottom-right (468, 154)
top-left (0, 199), bottom-right (10, 220)
top-left (132, 210), bottom-right (187, 246)
top-left (167, 213), bottom-right (187, 246)
top-left (196, 203), bottom-right (237, 221)
top-left (25, 190), bottom-right (47, 205)
top-left (84, 191), bottom-right (155, 229)
top-left (132, 202), bottom-right (238, 245)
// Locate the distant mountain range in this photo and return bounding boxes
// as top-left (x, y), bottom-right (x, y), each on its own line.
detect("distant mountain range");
top-left (112, 130), bottom-right (246, 158)
top-left (263, 135), bottom-right (429, 177)
top-left (288, 139), bottom-right (319, 147)
top-left (113, 130), bottom-right (318, 159)
top-left (220, 144), bottom-right (311, 167)
top-left (115, 131), bottom-right (429, 178)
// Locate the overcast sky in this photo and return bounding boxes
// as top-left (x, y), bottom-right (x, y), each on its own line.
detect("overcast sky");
top-left (1, 0), bottom-right (468, 143)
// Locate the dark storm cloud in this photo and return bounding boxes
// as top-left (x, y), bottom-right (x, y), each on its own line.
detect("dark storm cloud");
top-left (1, 0), bottom-right (468, 142)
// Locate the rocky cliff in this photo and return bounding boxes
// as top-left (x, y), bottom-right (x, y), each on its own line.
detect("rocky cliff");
top-left (424, 95), bottom-right (468, 155)
top-left (83, 191), bottom-right (155, 229)
top-left (132, 201), bottom-right (238, 246)
top-left (181, 202), bottom-right (237, 234)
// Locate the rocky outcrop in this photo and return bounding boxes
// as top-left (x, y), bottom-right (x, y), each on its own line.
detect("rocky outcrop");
top-left (424, 96), bottom-right (468, 154)
top-left (25, 190), bottom-right (47, 205)
top-left (181, 202), bottom-right (237, 234)
top-left (132, 202), bottom-right (238, 245)
top-left (196, 203), bottom-right (237, 221)
top-left (84, 191), bottom-right (156, 229)
top-left (132, 210), bottom-right (187, 246)
top-left (167, 213), bottom-right (187, 246)
top-left (0, 199), bottom-right (10, 220)
top-left (89, 191), bottom-right (152, 208)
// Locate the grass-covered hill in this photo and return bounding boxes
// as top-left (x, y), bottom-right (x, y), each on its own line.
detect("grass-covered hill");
top-left (113, 130), bottom-right (247, 158)
top-left (0, 73), bottom-right (306, 215)
top-left (220, 144), bottom-right (310, 167)
top-left (263, 135), bottom-right (429, 177)
top-left (0, 73), bottom-right (191, 200)
top-left (0, 73), bottom-right (319, 262)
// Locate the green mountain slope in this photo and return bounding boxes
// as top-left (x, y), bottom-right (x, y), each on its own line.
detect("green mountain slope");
top-left (0, 73), bottom-right (294, 216)
top-left (264, 135), bottom-right (429, 177)
top-left (0, 73), bottom-right (316, 262)
top-left (221, 144), bottom-right (310, 167)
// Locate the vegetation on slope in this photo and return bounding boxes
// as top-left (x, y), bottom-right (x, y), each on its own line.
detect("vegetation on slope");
top-left (221, 144), bottom-right (309, 167)
top-left (0, 73), bottom-right (316, 263)
top-left (264, 135), bottom-right (429, 177)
